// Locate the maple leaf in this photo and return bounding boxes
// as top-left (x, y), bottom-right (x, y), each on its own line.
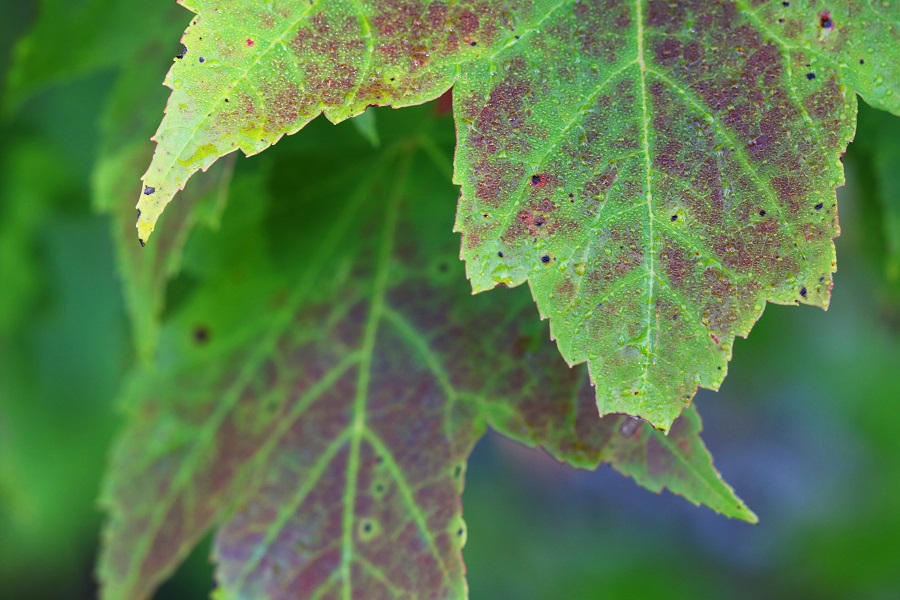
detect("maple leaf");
top-left (102, 109), bottom-right (753, 600)
top-left (135, 0), bottom-right (899, 430)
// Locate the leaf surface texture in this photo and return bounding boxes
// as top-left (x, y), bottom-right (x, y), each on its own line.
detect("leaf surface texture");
top-left (104, 111), bottom-right (753, 600)
top-left (137, 0), bottom-right (899, 428)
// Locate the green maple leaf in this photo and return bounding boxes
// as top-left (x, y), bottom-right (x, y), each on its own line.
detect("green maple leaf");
top-left (101, 109), bottom-right (753, 600)
top-left (135, 0), bottom-right (899, 430)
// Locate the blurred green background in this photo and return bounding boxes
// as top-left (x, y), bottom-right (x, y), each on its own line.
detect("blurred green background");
top-left (1, 1), bottom-right (899, 599)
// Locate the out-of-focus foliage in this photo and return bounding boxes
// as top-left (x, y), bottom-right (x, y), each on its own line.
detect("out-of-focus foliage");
top-left (0, 22), bottom-right (126, 600)
top-left (1, 1), bottom-right (899, 600)
top-left (851, 101), bottom-right (900, 298)
top-left (100, 105), bottom-right (751, 600)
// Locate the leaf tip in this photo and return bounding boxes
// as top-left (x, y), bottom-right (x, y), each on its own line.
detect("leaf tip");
top-left (136, 216), bottom-right (155, 245)
top-left (743, 508), bottom-right (760, 525)
top-left (724, 494), bottom-right (760, 524)
top-left (136, 186), bottom-right (160, 244)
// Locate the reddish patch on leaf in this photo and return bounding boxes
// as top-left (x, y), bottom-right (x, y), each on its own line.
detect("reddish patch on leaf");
top-left (435, 89), bottom-right (453, 116)
top-left (660, 244), bottom-right (690, 289)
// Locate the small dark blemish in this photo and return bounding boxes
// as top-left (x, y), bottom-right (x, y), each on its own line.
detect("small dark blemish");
top-left (143, 186), bottom-right (156, 195)
top-left (199, 57), bottom-right (205, 63)
top-left (363, 522), bottom-right (372, 533)
top-left (814, 203), bottom-right (823, 210)
top-left (470, 41), bottom-right (477, 46)
top-left (541, 255), bottom-right (551, 263)
top-left (778, 18), bottom-right (785, 23)
top-left (194, 326), bottom-right (210, 344)
top-left (670, 215), bottom-right (678, 221)
top-left (457, 528), bottom-right (464, 536)
top-left (136, 209), bottom-right (141, 219)
top-left (860, 59), bottom-right (865, 64)
top-left (138, 238), bottom-right (145, 248)
top-left (498, 251), bottom-right (504, 257)
top-left (531, 174), bottom-right (543, 185)
top-left (806, 72), bottom-right (815, 80)
top-left (800, 287), bottom-right (808, 298)
top-left (438, 262), bottom-right (448, 273)
top-left (782, 1), bottom-right (789, 5)
top-left (225, 98), bottom-right (230, 103)
top-left (759, 209), bottom-right (766, 216)
top-left (819, 13), bottom-right (833, 29)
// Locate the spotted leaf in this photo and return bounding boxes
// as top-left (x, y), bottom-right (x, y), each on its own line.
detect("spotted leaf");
top-left (137, 0), bottom-right (899, 430)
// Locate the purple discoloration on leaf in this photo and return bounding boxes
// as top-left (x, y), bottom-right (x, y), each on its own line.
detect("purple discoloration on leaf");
top-left (104, 121), bottom-right (753, 598)
top-left (138, 0), bottom-right (898, 430)
top-left (454, 0), bottom-right (868, 428)
top-left (136, 0), bottom-right (523, 242)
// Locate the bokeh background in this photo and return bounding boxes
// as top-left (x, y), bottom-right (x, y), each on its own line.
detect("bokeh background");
top-left (1, 1), bottom-right (898, 599)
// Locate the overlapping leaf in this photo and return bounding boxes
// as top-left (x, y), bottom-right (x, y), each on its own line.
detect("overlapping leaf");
top-left (101, 109), bottom-right (752, 600)
top-left (136, 0), bottom-right (899, 429)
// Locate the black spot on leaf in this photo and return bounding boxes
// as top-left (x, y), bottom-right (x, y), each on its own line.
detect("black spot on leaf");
top-left (193, 326), bottom-right (211, 344)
